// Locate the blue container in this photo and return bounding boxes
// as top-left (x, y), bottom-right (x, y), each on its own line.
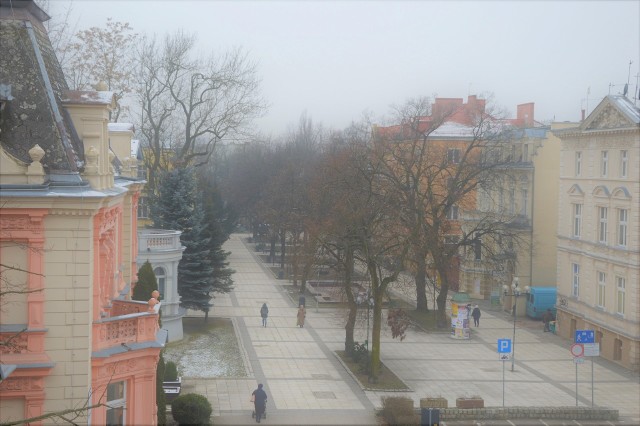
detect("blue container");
top-left (526, 286), bottom-right (557, 319)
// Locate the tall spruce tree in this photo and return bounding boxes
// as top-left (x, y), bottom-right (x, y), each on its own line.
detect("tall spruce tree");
top-left (152, 168), bottom-right (215, 320)
top-left (200, 176), bottom-right (235, 295)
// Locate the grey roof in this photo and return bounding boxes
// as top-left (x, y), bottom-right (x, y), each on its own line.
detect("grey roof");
top-left (0, 0), bottom-right (84, 173)
top-left (608, 95), bottom-right (640, 125)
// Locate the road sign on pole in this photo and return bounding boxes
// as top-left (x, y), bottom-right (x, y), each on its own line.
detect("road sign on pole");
top-left (583, 343), bottom-right (600, 357)
top-left (499, 353), bottom-right (511, 361)
top-left (498, 339), bottom-right (512, 354)
top-left (570, 343), bottom-right (584, 358)
top-left (575, 330), bottom-right (595, 343)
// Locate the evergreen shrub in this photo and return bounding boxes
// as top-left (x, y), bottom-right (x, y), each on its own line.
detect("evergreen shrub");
top-left (171, 393), bottom-right (212, 425)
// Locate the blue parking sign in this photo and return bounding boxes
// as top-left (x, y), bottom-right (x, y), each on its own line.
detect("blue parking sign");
top-left (497, 339), bottom-right (512, 353)
top-left (575, 330), bottom-right (594, 344)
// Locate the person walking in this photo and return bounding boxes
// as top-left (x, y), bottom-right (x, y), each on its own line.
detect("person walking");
top-left (542, 308), bottom-right (553, 332)
top-left (251, 383), bottom-right (268, 423)
top-left (260, 303), bottom-right (269, 327)
top-left (471, 304), bottom-right (481, 327)
top-left (296, 305), bottom-right (306, 328)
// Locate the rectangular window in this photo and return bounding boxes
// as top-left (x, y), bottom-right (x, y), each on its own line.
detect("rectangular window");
top-left (573, 204), bottom-right (582, 238)
top-left (620, 150), bottom-right (628, 178)
top-left (509, 189), bottom-right (515, 214)
top-left (447, 148), bottom-right (461, 164)
top-left (601, 151), bottom-right (608, 177)
top-left (521, 189), bottom-right (528, 216)
top-left (137, 196), bottom-right (149, 219)
top-left (575, 151), bottom-right (582, 176)
top-left (106, 381), bottom-right (126, 426)
top-left (446, 205), bottom-right (459, 220)
top-left (597, 271), bottom-right (606, 308)
top-left (616, 276), bottom-right (626, 315)
top-left (617, 209), bottom-right (628, 246)
top-left (474, 237), bottom-right (482, 261)
top-left (598, 207), bottom-right (608, 243)
top-left (523, 144), bottom-right (529, 162)
top-left (572, 263), bottom-right (580, 297)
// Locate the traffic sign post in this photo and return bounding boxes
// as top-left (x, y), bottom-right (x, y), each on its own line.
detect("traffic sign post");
top-left (575, 329), bottom-right (595, 343)
top-left (583, 342), bottom-right (600, 407)
top-left (497, 339), bottom-right (512, 407)
top-left (570, 342), bottom-right (587, 407)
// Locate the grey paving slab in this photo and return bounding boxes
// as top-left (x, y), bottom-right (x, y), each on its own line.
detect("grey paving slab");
top-left (187, 234), bottom-right (639, 426)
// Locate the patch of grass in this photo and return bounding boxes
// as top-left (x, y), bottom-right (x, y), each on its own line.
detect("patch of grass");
top-left (336, 350), bottom-right (410, 391)
top-left (406, 309), bottom-right (442, 331)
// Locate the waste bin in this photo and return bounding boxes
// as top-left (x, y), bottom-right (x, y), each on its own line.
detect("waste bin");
top-left (421, 408), bottom-right (440, 426)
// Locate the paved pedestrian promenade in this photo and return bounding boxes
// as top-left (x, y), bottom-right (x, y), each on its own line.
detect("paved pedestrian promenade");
top-left (185, 234), bottom-right (639, 425)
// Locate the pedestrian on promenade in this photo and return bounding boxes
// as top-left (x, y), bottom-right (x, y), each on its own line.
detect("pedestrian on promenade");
top-left (472, 304), bottom-right (481, 327)
top-left (296, 305), bottom-right (306, 328)
top-left (542, 308), bottom-right (553, 332)
top-left (260, 303), bottom-right (269, 327)
top-left (251, 383), bottom-right (268, 423)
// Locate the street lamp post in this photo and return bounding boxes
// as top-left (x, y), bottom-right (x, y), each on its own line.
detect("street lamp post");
top-left (503, 277), bottom-right (530, 372)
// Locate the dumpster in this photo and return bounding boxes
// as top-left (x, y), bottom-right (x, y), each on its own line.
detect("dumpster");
top-left (421, 408), bottom-right (440, 426)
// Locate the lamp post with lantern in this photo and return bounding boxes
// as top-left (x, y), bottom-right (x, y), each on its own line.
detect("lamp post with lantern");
top-left (503, 277), bottom-right (530, 372)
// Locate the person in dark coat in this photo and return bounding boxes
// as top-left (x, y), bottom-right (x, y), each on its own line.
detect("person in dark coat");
top-left (252, 383), bottom-right (268, 423)
top-left (471, 304), bottom-right (481, 327)
top-left (260, 303), bottom-right (269, 327)
top-left (542, 309), bottom-right (553, 332)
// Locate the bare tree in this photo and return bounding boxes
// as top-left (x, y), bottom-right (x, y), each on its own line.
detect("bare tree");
top-left (61, 18), bottom-right (139, 121)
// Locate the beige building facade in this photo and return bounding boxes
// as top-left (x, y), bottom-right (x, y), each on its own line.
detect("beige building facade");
top-left (554, 95), bottom-right (640, 371)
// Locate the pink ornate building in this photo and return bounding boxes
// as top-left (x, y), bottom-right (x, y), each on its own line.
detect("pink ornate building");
top-left (0, 2), bottom-right (164, 424)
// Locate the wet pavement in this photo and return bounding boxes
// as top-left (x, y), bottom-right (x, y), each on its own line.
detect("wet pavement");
top-left (179, 234), bottom-right (640, 426)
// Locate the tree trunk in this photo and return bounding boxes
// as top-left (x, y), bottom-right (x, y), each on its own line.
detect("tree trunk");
top-left (367, 260), bottom-right (382, 382)
top-left (436, 267), bottom-right (449, 324)
top-left (415, 254), bottom-right (429, 311)
top-left (279, 229), bottom-right (286, 270)
top-left (204, 309), bottom-right (209, 323)
top-left (344, 246), bottom-right (356, 355)
top-left (269, 234), bottom-right (276, 264)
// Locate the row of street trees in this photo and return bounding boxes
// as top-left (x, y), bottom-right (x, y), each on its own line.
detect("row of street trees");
top-left (218, 100), bottom-right (527, 380)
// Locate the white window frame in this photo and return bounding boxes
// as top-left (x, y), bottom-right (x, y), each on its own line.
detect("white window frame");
top-left (617, 208), bottom-right (628, 247)
top-left (521, 189), bottom-right (528, 216)
top-left (596, 271), bottom-right (606, 308)
top-left (616, 276), bottom-right (626, 315)
top-left (598, 206), bottom-right (608, 244)
top-left (154, 267), bottom-right (167, 298)
top-left (575, 151), bottom-right (582, 176)
top-left (572, 263), bottom-right (580, 297)
top-left (106, 381), bottom-right (127, 426)
top-left (448, 148), bottom-right (461, 164)
top-left (446, 205), bottom-right (459, 220)
top-left (620, 150), bottom-right (628, 178)
top-left (601, 151), bottom-right (608, 177)
top-left (573, 203), bottom-right (582, 238)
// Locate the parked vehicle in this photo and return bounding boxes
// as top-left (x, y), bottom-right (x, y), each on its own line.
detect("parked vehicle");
top-left (526, 287), bottom-right (557, 319)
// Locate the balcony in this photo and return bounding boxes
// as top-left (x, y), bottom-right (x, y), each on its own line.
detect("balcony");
top-left (92, 311), bottom-right (158, 352)
top-left (138, 229), bottom-right (182, 252)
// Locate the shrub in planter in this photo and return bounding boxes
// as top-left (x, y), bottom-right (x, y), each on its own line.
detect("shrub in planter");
top-left (165, 361), bottom-right (178, 382)
top-left (381, 396), bottom-right (415, 425)
top-left (456, 396), bottom-right (484, 409)
top-left (171, 393), bottom-right (212, 425)
top-left (420, 397), bottom-right (448, 409)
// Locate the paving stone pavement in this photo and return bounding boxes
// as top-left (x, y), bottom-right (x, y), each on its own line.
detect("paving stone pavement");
top-left (184, 234), bottom-right (639, 426)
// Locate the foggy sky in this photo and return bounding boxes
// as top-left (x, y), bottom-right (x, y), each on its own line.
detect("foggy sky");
top-left (49, 0), bottom-right (640, 137)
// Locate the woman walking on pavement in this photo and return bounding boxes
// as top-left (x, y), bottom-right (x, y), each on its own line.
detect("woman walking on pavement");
top-left (260, 303), bottom-right (269, 327)
top-left (296, 305), bottom-right (306, 328)
top-left (251, 383), bottom-right (268, 423)
top-left (472, 304), bottom-right (481, 327)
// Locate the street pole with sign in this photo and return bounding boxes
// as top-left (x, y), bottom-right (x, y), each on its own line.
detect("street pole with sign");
top-left (497, 339), bottom-right (511, 407)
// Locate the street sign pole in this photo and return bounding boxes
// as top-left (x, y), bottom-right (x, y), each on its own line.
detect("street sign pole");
top-left (591, 358), bottom-right (594, 407)
top-left (502, 359), bottom-right (505, 407)
top-left (575, 361), bottom-right (579, 407)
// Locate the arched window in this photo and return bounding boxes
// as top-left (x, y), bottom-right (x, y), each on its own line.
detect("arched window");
top-left (154, 267), bottom-right (166, 298)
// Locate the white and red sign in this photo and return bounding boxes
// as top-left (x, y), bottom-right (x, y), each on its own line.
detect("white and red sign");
top-left (570, 343), bottom-right (584, 358)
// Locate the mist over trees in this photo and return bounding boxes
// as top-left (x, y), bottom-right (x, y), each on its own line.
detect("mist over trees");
top-left (43, 9), bottom-right (530, 381)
